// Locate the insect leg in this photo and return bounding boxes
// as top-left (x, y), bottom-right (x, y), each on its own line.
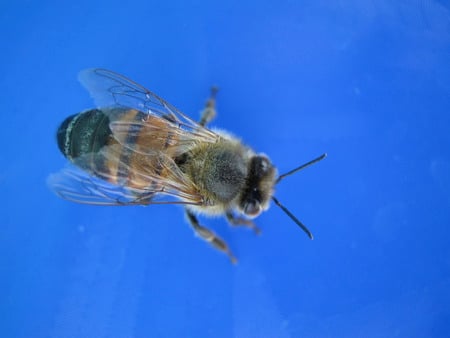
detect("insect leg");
top-left (199, 86), bottom-right (219, 127)
top-left (185, 209), bottom-right (237, 264)
top-left (226, 211), bottom-right (261, 235)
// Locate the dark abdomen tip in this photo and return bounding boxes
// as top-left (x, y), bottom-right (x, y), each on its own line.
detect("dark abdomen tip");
top-left (57, 109), bottom-right (111, 160)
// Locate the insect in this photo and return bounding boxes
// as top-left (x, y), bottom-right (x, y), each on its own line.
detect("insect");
top-left (49, 68), bottom-right (326, 263)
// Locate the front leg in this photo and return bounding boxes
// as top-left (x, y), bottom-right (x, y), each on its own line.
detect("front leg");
top-left (226, 211), bottom-right (261, 235)
top-left (185, 209), bottom-right (237, 264)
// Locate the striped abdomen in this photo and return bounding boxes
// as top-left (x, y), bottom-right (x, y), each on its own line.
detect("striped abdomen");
top-left (57, 107), bottom-right (179, 191)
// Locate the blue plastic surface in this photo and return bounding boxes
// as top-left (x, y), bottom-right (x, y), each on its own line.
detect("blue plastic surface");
top-left (1, 1), bottom-right (449, 337)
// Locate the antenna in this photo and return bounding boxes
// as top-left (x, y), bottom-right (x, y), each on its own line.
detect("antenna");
top-left (276, 153), bottom-right (327, 184)
top-left (272, 196), bottom-right (314, 239)
top-left (273, 153), bottom-right (327, 239)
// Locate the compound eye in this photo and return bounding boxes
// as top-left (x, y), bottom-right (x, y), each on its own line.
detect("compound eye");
top-left (259, 157), bottom-right (270, 174)
top-left (244, 200), bottom-right (261, 217)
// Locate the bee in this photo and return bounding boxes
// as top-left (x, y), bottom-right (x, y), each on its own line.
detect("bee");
top-left (49, 68), bottom-right (326, 263)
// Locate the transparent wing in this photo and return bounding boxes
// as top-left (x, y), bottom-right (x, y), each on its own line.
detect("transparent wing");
top-left (109, 117), bottom-right (215, 157)
top-left (48, 166), bottom-right (153, 206)
top-left (78, 68), bottom-right (218, 144)
top-left (48, 149), bottom-right (205, 207)
top-left (49, 68), bottom-right (217, 206)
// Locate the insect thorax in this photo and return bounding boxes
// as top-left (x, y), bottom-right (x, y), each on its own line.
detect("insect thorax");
top-left (177, 140), bottom-right (250, 205)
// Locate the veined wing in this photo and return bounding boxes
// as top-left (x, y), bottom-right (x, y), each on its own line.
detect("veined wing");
top-left (48, 148), bottom-right (205, 206)
top-left (78, 68), bottom-right (218, 146)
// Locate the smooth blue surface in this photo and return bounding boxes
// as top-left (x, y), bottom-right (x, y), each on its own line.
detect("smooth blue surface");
top-left (1, 1), bottom-right (450, 337)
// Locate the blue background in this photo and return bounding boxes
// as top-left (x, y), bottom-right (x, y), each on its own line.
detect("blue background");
top-left (1, 1), bottom-right (450, 337)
